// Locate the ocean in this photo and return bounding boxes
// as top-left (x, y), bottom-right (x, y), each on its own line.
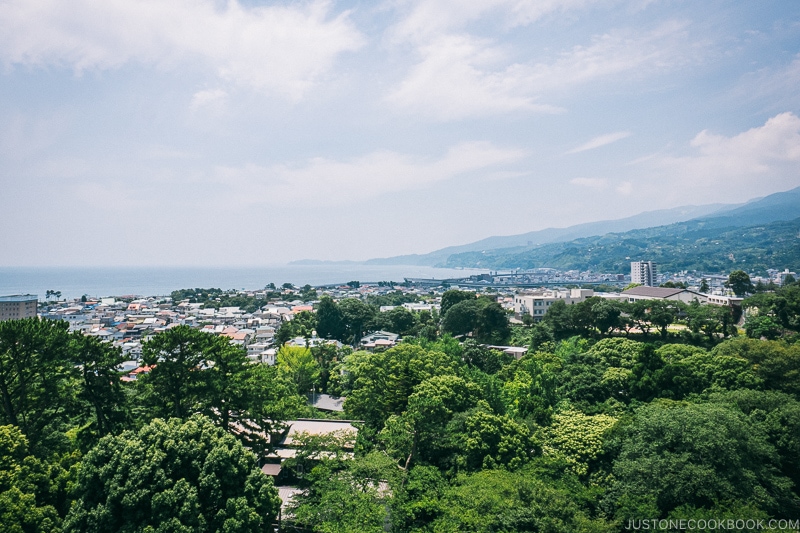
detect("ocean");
top-left (0, 265), bottom-right (489, 300)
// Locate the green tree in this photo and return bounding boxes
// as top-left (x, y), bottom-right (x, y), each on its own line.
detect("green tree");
top-left (745, 315), bottom-right (782, 340)
top-left (543, 300), bottom-right (576, 339)
top-left (140, 325), bottom-right (210, 420)
top-left (440, 299), bottom-right (479, 337)
top-left (383, 306), bottom-right (417, 335)
top-left (540, 409), bottom-right (617, 479)
top-left (299, 284), bottom-right (318, 301)
top-left (685, 301), bottom-right (735, 342)
top-left (446, 406), bottom-right (533, 472)
top-left (528, 321), bottom-right (555, 352)
top-left (628, 300), bottom-right (654, 337)
top-left (339, 298), bottom-right (376, 345)
top-left (500, 355), bottom-right (559, 424)
top-left (275, 311), bottom-right (317, 345)
top-left (743, 283), bottom-right (800, 333)
top-left (0, 318), bottom-right (74, 454)
top-left (290, 451), bottom-right (398, 533)
top-left (725, 270), bottom-right (754, 297)
top-left (606, 401), bottom-right (796, 518)
top-left (710, 337), bottom-right (800, 397)
top-left (379, 375), bottom-right (483, 471)
top-left (63, 415), bottom-right (281, 533)
top-left (590, 298), bottom-right (624, 336)
top-left (0, 425), bottom-right (61, 533)
top-left (344, 344), bottom-right (460, 429)
top-left (440, 290), bottom-right (476, 317)
top-left (140, 328), bottom-right (302, 453)
top-left (707, 389), bottom-right (800, 494)
top-left (429, 466), bottom-right (611, 533)
top-left (70, 333), bottom-right (126, 443)
top-left (441, 298), bottom-right (510, 344)
top-left (310, 343), bottom-right (349, 393)
top-left (461, 341), bottom-right (510, 374)
top-left (237, 364), bottom-right (305, 454)
top-left (315, 295), bottom-right (344, 341)
top-left (699, 279), bottom-right (710, 293)
top-left (200, 336), bottom-right (249, 433)
top-left (277, 345), bottom-right (321, 395)
top-left (647, 300), bottom-right (682, 339)
top-left (474, 300), bottom-right (511, 344)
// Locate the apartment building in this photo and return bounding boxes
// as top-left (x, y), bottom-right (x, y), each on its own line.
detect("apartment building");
top-left (0, 294), bottom-right (38, 321)
top-left (631, 261), bottom-right (658, 287)
top-left (514, 289), bottom-right (594, 321)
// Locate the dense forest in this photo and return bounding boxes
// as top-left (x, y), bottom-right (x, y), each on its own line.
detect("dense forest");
top-left (1, 283), bottom-right (799, 532)
top-left (442, 217), bottom-right (800, 275)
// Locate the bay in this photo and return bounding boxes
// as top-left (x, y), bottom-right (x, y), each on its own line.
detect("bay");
top-left (0, 265), bottom-right (489, 300)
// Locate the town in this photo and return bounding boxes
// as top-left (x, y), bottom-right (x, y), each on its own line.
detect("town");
top-left (2, 262), bottom-right (796, 366)
top-left (1, 260), bottom-right (798, 531)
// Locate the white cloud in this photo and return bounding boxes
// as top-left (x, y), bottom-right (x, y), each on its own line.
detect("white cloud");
top-left (648, 112), bottom-right (800, 200)
top-left (212, 141), bottom-right (527, 205)
top-left (386, 19), bottom-right (699, 119)
top-left (389, 0), bottom-right (609, 43)
top-left (190, 89), bottom-right (228, 112)
top-left (526, 20), bottom-right (696, 91)
top-left (570, 177), bottom-right (608, 189)
top-left (733, 54), bottom-right (800, 109)
top-left (0, 0), bottom-right (364, 99)
top-left (566, 131), bottom-right (630, 154)
top-left (616, 181), bottom-right (633, 195)
top-left (385, 34), bottom-right (563, 119)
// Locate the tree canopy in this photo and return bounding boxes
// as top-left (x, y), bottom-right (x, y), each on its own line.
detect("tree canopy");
top-left (63, 415), bottom-right (281, 533)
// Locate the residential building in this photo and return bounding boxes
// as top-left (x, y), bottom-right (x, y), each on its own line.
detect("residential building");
top-left (514, 289), bottom-right (594, 321)
top-left (777, 269), bottom-right (797, 286)
top-left (631, 261), bottom-right (658, 287)
top-left (359, 331), bottom-right (400, 351)
top-left (0, 294), bottom-right (38, 321)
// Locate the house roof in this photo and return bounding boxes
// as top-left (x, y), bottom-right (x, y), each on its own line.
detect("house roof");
top-left (622, 286), bottom-right (684, 298)
top-left (310, 394), bottom-right (345, 412)
top-left (261, 464), bottom-right (282, 477)
top-left (276, 486), bottom-right (302, 512)
top-left (280, 419), bottom-right (358, 447)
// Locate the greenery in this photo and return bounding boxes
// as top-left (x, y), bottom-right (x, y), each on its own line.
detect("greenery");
top-left (169, 287), bottom-right (278, 313)
top-left (0, 317), bottom-right (306, 533)
top-left (63, 415), bottom-right (281, 533)
top-left (2, 275), bottom-right (800, 533)
top-left (442, 217), bottom-right (800, 275)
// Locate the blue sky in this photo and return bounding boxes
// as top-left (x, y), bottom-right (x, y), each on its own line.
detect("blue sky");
top-left (1, 0), bottom-right (799, 266)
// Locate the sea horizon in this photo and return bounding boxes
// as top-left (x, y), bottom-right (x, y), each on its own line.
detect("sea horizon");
top-left (0, 265), bottom-right (489, 301)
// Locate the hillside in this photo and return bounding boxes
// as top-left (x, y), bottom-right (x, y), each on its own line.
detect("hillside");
top-left (442, 217), bottom-right (800, 274)
top-left (367, 186), bottom-right (800, 268)
top-left (364, 203), bottom-right (733, 266)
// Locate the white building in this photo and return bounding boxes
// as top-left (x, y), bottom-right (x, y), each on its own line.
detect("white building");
top-left (631, 261), bottom-right (658, 287)
top-left (0, 294), bottom-right (38, 321)
top-left (514, 289), bottom-right (594, 321)
top-left (622, 286), bottom-right (704, 304)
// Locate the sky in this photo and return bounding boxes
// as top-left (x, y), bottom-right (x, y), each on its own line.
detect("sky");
top-left (1, 0), bottom-right (800, 267)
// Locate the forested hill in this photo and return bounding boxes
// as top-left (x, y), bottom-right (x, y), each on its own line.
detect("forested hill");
top-left (442, 217), bottom-right (800, 274)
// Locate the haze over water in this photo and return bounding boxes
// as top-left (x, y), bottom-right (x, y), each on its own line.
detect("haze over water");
top-left (0, 265), bottom-right (489, 300)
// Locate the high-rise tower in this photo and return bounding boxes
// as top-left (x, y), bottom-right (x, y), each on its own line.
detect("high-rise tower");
top-left (631, 261), bottom-right (657, 287)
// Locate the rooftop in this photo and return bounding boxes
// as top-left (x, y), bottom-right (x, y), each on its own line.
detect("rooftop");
top-left (0, 294), bottom-right (38, 302)
top-left (622, 286), bottom-right (685, 298)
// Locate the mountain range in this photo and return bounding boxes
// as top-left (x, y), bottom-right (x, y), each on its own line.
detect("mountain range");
top-left (292, 186), bottom-right (800, 272)
top-left (360, 186), bottom-right (800, 269)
